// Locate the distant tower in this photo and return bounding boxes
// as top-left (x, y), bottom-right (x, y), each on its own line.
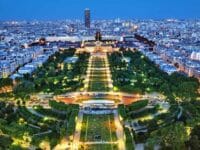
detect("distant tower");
top-left (84, 8), bottom-right (90, 28)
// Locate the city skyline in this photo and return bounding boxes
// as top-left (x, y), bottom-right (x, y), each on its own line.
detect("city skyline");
top-left (0, 1), bottom-right (200, 150)
top-left (0, 0), bottom-right (200, 20)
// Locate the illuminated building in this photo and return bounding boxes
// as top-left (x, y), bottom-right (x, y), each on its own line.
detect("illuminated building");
top-left (95, 31), bottom-right (102, 41)
top-left (84, 8), bottom-right (90, 28)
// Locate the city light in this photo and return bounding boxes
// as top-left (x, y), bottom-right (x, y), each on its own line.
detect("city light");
top-left (0, 2), bottom-right (199, 150)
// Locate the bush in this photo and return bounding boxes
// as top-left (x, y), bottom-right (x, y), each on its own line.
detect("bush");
top-left (66, 109), bottom-right (79, 137)
top-left (127, 100), bottom-right (148, 112)
top-left (118, 104), bottom-right (127, 118)
top-left (49, 101), bottom-right (68, 111)
top-left (35, 106), bottom-right (67, 120)
top-left (124, 127), bottom-right (134, 150)
top-left (130, 107), bottom-right (157, 119)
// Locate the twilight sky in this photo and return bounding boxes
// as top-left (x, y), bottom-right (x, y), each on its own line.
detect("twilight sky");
top-left (0, 0), bottom-right (200, 20)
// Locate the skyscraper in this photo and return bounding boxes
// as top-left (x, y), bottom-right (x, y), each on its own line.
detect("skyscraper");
top-left (84, 8), bottom-right (90, 28)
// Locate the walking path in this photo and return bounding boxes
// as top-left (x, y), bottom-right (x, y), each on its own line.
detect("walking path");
top-left (177, 105), bottom-right (183, 119)
top-left (81, 141), bottom-right (118, 145)
top-left (28, 108), bottom-right (45, 118)
top-left (33, 130), bottom-right (52, 136)
top-left (28, 108), bottom-right (59, 121)
top-left (72, 110), bottom-right (84, 150)
top-left (113, 110), bottom-right (126, 150)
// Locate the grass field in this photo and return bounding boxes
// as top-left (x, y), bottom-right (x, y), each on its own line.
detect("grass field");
top-left (80, 114), bottom-right (117, 142)
top-left (88, 81), bottom-right (109, 91)
top-left (88, 56), bottom-right (111, 91)
top-left (80, 114), bottom-right (118, 150)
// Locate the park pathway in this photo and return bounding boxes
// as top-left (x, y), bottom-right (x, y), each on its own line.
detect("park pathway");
top-left (72, 110), bottom-right (84, 150)
top-left (114, 110), bottom-right (126, 150)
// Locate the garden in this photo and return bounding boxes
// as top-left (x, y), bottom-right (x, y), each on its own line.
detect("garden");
top-left (0, 100), bottom-right (79, 149)
top-left (80, 114), bottom-right (117, 149)
top-left (111, 48), bottom-right (200, 149)
top-left (10, 48), bottom-right (90, 100)
top-left (109, 49), bottom-right (199, 102)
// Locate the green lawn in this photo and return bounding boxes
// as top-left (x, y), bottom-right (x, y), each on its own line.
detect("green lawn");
top-left (90, 75), bottom-right (107, 80)
top-left (88, 56), bottom-right (111, 92)
top-left (80, 114), bottom-right (117, 142)
top-left (88, 81), bottom-right (109, 91)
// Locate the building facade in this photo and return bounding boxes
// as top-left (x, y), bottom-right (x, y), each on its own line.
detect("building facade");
top-left (85, 8), bottom-right (91, 28)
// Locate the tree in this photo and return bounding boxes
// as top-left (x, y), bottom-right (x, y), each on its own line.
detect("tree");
top-left (147, 123), bottom-right (189, 150)
top-left (176, 82), bottom-right (199, 101)
top-left (0, 78), bottom-right (13, 87)
top-left (13, 81), bottom-right (35, 99)
top-left (0, 134), bottom-right (13, 149)
top-left (159, 82), bottom-right (173, 100)
top-left (188, 135), bottom-right (200, 150)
